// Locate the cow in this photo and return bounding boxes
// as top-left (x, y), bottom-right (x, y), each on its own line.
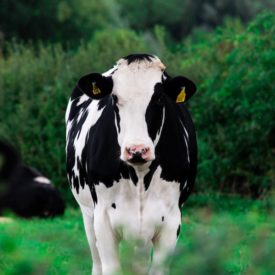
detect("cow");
top-left (0, 140), bottom-right (65, 218)
top-left (66, 54), bottom-right (197, 275)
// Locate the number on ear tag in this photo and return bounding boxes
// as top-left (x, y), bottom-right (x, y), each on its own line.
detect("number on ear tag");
top-left (176, 87), bottom-right (186, 103)
top-left (92, 82), bottom-right (101, 95)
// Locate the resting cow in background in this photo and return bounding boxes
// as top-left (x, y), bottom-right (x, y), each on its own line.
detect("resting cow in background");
top-left (0, 140), bottom-right (65, 218)
top-left (66, 54), bottom-right (197, 275)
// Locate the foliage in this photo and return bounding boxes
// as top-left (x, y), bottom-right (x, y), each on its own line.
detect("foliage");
top-left (177, 12), bottom-right (275, 196)
top-left (0, 0), bottom-right (122, 47)
top-left (0, 12), bottom-right (274, 198)
top-left (0, 195), bottom-right (274, 274)
top-left (0, 0), bottom-right (274, 48)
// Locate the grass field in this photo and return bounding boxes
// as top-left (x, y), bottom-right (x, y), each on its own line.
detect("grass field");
top-left (0, 194), bottom-right (274, 275)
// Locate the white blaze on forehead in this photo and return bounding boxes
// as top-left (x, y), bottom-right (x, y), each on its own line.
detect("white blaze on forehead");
top-left (112, 56), bottom-right (165, 151)
top-left (113, 56), bottom-right (165, 101)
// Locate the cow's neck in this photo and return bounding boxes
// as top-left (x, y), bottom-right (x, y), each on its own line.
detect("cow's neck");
top-left (128, 163), bottom-right (150, 188)
top-left (128, 164), bottom-right (151, 225)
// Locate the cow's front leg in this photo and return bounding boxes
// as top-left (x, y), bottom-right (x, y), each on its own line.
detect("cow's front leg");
top-left (151, 211), bottom-right (181, 275)
top-left (132, 241), bottom-right (152, 274)
top-left (80, 207), bottom-right (102, 275)
top-left (94, 207), bottom-right (120, 275)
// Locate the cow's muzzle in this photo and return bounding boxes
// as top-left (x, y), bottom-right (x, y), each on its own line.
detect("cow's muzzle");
top-left (124, 145), bottom-right (153, 164)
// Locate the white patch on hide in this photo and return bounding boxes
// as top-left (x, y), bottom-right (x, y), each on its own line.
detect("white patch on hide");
top-left (179, 119), bottom-right (190, 163)
top-left (184, 136), bottom-right (190, 163)
top-left (66, 120), bottom-right (73, 148)
top-left (72, 101), bottom-right (104, 185)
top-left (154, 107), bottom-right (165, 146)
top-left (34, 176), bottom-right (51, 184)
top-left (71, 184), bottom-right (94, 216)
top-left (66, 97), bottom-right (105, 187)
top-left (91, 166), bottom-right (181, 244)
top-left (65, 99), bottom-right (73, 123)
top-left (76, 94), bottom-right (90, 106)
top-left (112, 57), bottom-right (165, 161)
top-left (76, 108), bottom-right (84, 123)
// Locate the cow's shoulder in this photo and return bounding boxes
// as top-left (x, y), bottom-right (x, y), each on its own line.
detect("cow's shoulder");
top-left (148, 102), bottom-right (197, 206)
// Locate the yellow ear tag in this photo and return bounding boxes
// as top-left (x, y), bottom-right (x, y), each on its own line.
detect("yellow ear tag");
top-left (92, 82), bottom-right (101, 95)
top-left (176, 87), bottom-right (186, 103)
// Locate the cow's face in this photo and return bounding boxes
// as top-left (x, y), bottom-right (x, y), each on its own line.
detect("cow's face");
top-left (77, 54), bottom-right (196, 167)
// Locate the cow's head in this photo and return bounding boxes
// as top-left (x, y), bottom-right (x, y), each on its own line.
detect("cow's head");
top-left (77, 54), bottom-right (196, 167)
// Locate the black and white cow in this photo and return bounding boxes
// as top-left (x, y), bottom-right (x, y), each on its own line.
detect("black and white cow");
top-left (66, 54), bottom-right (197, 275)
top-left (0, 140), bottom-right (65, 218)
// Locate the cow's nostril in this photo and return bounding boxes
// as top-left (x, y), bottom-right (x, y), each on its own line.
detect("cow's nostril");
top-left (126, 146), bottom-right (149, 156)
top-left (141, 147), bottom-right (149, 154)
top-left (132, 151), bottom-right (142, 157)
top-left (124, 146), bottom-right (152, 164)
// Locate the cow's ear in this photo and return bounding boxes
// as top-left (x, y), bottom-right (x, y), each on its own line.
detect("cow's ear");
top-left (164, 76), bottom-right (196, 103)
top-left (77, 73), bottom-right (113, 99)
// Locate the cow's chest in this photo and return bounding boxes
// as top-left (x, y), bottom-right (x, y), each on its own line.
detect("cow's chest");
top-left (73, 167), bottom-right (181, 243)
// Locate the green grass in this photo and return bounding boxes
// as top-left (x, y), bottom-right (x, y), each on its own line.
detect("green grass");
top-left (0, 195), bottom-right (274, 275)
top-left (0, 208), bottom-right (90, 275)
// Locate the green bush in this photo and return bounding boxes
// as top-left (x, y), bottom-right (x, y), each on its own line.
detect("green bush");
top-left (0, 12), bottom-right (274, 199)
top-left (177, 12), bottom-right (275, 196)
top-left (0, 0), bottom-right (122, 46)
top-left (110, 0), bottom-right (275, 41)
top-left (1, 0), bottom-right (273, 45)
